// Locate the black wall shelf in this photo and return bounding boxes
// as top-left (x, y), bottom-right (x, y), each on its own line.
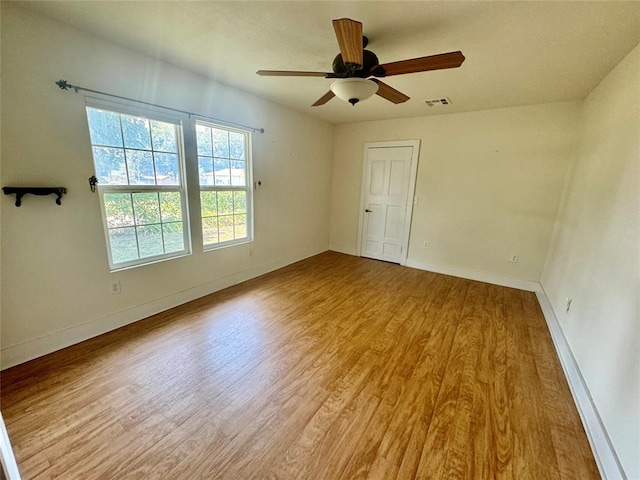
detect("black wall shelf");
top-left (2, 187), bottom-right (67, 207)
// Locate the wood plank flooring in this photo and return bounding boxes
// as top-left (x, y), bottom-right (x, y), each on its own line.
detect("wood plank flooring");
top-left (0, 252), bottom-right (600, 479)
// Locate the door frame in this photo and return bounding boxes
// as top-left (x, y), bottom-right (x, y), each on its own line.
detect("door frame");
top-left (356, 140), bottom-right (421, 266)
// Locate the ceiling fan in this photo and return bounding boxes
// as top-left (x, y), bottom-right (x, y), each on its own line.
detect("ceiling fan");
top-left (257, 18), bottom-right (465, 107)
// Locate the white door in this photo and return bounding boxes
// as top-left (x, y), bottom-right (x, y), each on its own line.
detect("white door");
top-left (359, 143), bottom-right (417, 264)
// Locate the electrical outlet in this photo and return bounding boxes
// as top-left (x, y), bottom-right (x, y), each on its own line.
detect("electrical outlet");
top-left (424, 241), bottom-right (430, 249)
top-left (566, 298), bottom-right (572, 314)
top-left (510, 254), bottom-right (519, 263)
top-left (110, 281), bottom-right (121, 295)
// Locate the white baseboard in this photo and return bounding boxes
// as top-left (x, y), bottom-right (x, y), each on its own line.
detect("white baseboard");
top-left (328, 244), bottom-right (358, 256)
top-left (405, 258), bottom-right (541, 292)
top-left (1, 245), bottom-right (329, 370)
top-left (536, 288), bottom-right (626, 480)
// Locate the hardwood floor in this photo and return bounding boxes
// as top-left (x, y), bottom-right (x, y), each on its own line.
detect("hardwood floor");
top-left (0, 252), bottom-right (599, 479)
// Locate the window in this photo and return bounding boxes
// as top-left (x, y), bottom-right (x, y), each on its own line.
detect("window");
top-left (86, 105), bottom-right (190, 270)
top-left (85, 102), bottom-right (254, 270)
top-left (196, 122), bottom-right (252, 248)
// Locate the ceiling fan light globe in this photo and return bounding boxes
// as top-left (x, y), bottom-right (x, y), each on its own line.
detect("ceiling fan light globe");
top-left (330, 78), bottom-right (378, 105)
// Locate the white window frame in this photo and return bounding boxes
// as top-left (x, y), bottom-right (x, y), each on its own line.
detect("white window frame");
top-left (85, 99), bottom-right (192, 271)
top-left (196, 120), bottom-right (254, 251)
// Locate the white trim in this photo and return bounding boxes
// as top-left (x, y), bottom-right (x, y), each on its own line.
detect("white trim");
top-left (536, 288), bottom-right (626, 480)
top-left (0, 413), bottom-right (21, 480)
top-left (399, 141), bottom-right (420, 266)
top-left (328, 244), bottom-right (358, 256)
top-left (1, 245), bottom-right (328, 370)
top-left (356, 140), bottom-right (421, 266)
top-left (405, 258), bottom-right (540, 292)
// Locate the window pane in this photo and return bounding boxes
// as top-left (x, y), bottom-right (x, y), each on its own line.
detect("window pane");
top-left (104, 193), bottom-right (134, 228)
top-left (218, 215), bottom-right (234, 242)
top-left (233, 191), bottom-right (246, 213)
top-left (200, 191), bottom-right (217, 217)
top-left (151, 120), bottom-right (177, 153)
top-left (132, 192), bottom-right (160, 225)
top-left (155, 153), bottom-right (179, 185)
top-left (229, 132), bottom-right (245, 160)
top-left (87, 108), bottom-right (123, 147)
top-left (137, 224), bottom-right (164, 258)
top-left (199, 157), bottom-right (213, 186)
top-left (109, 227), bottom-right (138, 264)
top-left (234, 214), bottom-right (247, 238)
top-left (126, 149), bottom-right (155, 185)
top-left (217, 191), bottom-right (233, 215)
top-left (202, 217), bottom-right (219, 245)
top-left (212, 128), bottom-right (229, 157)
top-left (214, 158), bottom-right (231, 185)
top-left (196, 124), bottom-right (212, 156)
top-left (94, 147), bottom-right (126, 185)
top-left (230, 160), bottom-right (246, 186)
top-left (163, 222), bottom-right (184, 253)
top-left (122, 115), bottom-right (151, 150)
top-left (159, 192), bottom-right (182, 222)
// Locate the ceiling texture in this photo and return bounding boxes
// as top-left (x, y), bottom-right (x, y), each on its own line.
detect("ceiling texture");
top-left (16, 1), bottom-right (640, 124)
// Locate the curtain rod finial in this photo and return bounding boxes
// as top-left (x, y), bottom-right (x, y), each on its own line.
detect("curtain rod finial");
top-left (56, 80), bottom-right (70, 90)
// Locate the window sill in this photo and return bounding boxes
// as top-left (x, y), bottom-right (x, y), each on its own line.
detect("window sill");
top-left (203, 238), bottom-right (253, 253)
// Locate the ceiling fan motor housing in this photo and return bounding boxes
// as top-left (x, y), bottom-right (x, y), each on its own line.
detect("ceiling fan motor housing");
top-left (332, 50), bottom-right (380, 77)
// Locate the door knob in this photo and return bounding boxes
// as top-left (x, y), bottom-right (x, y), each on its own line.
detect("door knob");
top-left (365, 209), bottom-right (372, 213)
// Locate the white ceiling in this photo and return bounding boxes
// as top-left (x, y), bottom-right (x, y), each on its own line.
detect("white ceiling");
top-left (17, 1), bottom-right (640, 125)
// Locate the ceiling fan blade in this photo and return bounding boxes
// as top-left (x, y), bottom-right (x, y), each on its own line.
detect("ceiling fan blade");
top-left (312, 90), bottom-right (335, 107)
top-left (371, 80), bottom-right (410, 104)
top-left (332, 18), bottom-right (363, 68)
top-left (256, 70), bottom-right (332, 77)
top-left (371, 51), bottom-right (465, 77)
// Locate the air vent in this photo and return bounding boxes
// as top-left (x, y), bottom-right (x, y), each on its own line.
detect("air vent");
top-left (424, 97), bottom-right (452, 107)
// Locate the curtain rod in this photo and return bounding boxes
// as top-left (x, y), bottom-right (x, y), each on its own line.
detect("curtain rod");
top-left (55, 80), bottom-right (265, 134)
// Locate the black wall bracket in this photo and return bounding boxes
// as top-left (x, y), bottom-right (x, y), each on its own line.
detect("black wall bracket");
top-left (2, 187), bottom-right (67, 207)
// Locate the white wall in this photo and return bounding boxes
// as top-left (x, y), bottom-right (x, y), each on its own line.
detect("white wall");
top-left (330, 101), bottom-right (580, 283)
top-left (542, 44), bottom-right (639, 478)
top-left (0, 4), bottom-right (334, 368)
